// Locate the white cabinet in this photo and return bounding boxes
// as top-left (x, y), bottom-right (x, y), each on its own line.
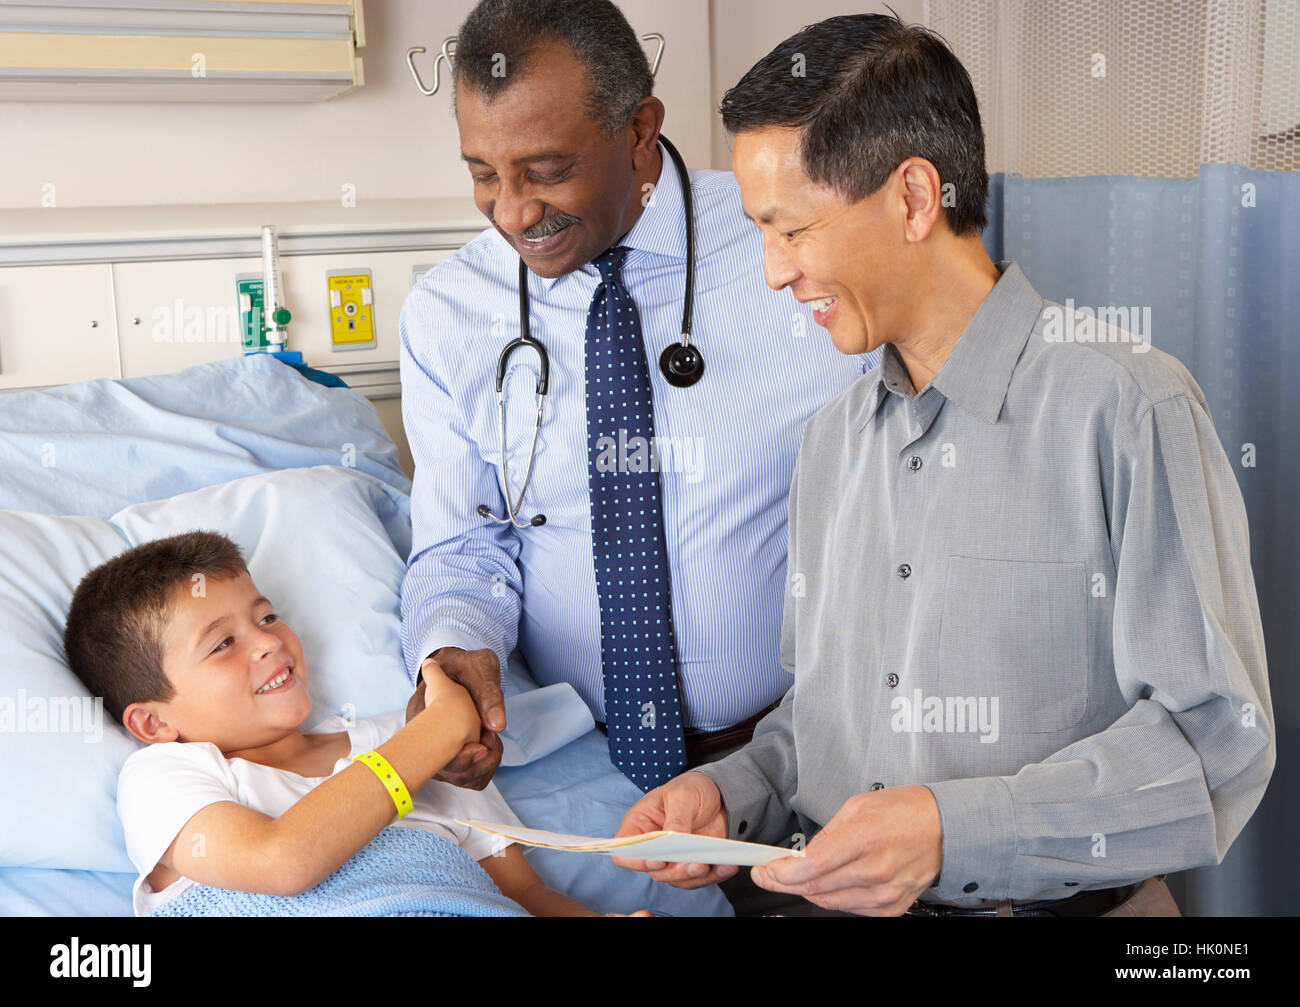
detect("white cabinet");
top-left (0, 263), bottom-right (119, 388)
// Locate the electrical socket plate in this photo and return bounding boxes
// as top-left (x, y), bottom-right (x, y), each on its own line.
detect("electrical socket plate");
top-left (326, 268), bottom-right (376, 351)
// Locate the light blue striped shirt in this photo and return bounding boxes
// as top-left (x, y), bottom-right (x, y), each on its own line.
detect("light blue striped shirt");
top-left (398, 141), bottom-right (877, 730)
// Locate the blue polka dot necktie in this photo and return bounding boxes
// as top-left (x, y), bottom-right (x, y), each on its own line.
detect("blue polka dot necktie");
top-left (584, 245), bottom-right (687, 792)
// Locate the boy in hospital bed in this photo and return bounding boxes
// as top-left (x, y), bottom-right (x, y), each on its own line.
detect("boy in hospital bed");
top-left (63, 529), bottom-right (649, 917)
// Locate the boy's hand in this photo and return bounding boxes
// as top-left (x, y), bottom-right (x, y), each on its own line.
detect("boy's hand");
top-left (603, 910), bottom-right (655, 917)
top-left (405, 648), bottom-right (504, 790)
top-left (417, 658), bottom-right (481, 750)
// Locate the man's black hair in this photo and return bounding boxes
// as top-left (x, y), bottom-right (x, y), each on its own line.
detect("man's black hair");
top-left (719, 12), bottom-right (988, 235)
top-left (453, 0), bottom-right (654, 139)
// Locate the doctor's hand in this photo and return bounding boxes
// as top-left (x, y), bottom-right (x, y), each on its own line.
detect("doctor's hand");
top-left (750, 784), bottom-right (943, 916)
top-left (611, 772), bottom-right (738, 889)
top-left (404, 648), bottom-right (505, 791)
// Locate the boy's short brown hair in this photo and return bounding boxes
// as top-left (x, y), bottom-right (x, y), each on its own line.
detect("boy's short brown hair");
top-left (63, 530), bottom-right (249, 723)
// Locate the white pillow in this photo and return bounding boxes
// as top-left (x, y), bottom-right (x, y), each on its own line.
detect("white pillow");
top-left (0, 466), bottom-right (415, 872)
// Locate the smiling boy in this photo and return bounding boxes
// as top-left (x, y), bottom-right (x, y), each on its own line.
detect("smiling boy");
top-left (63, 530), bottom-right (645, 916)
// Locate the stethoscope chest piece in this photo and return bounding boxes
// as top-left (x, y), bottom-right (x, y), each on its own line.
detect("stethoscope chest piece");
top-left (659, 340), bottom-right (705, 387)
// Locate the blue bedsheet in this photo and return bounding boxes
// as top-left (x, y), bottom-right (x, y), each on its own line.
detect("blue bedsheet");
top-left (0, 354), bottom-right (732, 918)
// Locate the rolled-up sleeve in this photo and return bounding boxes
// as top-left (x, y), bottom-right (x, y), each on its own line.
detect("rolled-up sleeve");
top-left (397, 288), bottom-right (523, 686)
top-left (926, 391), bottom-right (1274, 902)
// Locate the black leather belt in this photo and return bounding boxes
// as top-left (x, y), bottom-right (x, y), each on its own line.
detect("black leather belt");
top-left (593, 701), bottom-right (780, 769)
top-left (683, 701), bottom-right (780, 766)
top-left (905, 881), bottom-right (1142, 917)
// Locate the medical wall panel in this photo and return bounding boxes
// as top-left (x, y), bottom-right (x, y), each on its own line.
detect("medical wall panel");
top-left (113, 257), bottom-right (249, 378)
top-left (0, 262), bottom-right (120, 389)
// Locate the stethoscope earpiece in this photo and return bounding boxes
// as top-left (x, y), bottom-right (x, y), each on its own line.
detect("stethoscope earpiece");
top-left (660, 341), bottom-right (705, 388)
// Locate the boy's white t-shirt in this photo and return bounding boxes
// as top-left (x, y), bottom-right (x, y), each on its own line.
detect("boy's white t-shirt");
top-left (116, 710), bottom-right (521, 916)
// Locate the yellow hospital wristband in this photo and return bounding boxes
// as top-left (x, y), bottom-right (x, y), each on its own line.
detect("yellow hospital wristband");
top-left (353, 750), bottom-right (413, 819)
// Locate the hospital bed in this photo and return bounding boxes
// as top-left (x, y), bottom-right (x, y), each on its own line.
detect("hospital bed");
top-left (0, 352), bottom-right (730, 917)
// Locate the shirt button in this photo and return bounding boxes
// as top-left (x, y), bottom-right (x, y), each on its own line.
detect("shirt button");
top-left (897, 563), bottom-right (911, 579)
top-left (887, 673), bottom-right (899, 687)
top-left (870, 782), bottom-right (884, 791)
top-left (963, 882), bottom-right (979, 894)
top-left (737, 820), bottom-right (748, 835)
top-left (907, 455), bottom-right (922, 471)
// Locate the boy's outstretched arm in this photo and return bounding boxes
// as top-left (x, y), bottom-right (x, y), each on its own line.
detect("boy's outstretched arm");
top-left (479, 845), bottom-right (652, 917)
top-left (152, 661), bottom-right (480, 897)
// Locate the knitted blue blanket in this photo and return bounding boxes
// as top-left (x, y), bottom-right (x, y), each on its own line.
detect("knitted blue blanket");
top-left (148, 825), bottom-right (531, 917)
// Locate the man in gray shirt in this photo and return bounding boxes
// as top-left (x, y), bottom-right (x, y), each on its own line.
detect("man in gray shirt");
top-left (614, 13), bottom-right (1274, 917)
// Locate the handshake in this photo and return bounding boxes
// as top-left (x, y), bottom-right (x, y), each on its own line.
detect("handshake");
top-left (403, 647), bottom-right (508, 791)
top-left (404, 649), bottom-right (653, 917)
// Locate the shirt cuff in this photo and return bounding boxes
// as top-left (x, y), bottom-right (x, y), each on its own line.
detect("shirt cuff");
top-left (410, 627), bottom-right (495, 684)
top-left (923, 776), bottom-right (1016, 902)
top-left (689, 759), bottom-right (793, 845)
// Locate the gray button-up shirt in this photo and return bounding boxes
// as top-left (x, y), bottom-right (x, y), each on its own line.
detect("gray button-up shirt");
top-left (694, 261), bottom-right (1274, 907)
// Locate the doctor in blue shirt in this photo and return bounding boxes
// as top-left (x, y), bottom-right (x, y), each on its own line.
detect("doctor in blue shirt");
top-left (398, 0), bottom-right (873, 792)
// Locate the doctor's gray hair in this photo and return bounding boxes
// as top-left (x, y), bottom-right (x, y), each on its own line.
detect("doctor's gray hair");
top-left (453, 0), bottom-right (654, 139)
top-left (719, 12), bottom-right (988, 236)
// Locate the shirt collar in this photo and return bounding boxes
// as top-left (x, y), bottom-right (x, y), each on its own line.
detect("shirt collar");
top-left (929, 261), bottom-right (1042, 423)
top-left (858, 344), bottom-right (913, 426)
top-left (857, 261), bottom-right (1043, 429)
top-left (534, 139), bottom-right (682, 291)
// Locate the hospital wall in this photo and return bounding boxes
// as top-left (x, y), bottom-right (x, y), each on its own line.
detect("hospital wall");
top-left (0, 0), bottom-right (915, 479)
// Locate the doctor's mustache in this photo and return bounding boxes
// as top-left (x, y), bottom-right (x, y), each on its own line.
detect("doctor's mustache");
top-left (488, 207), bottom-right (583, 240)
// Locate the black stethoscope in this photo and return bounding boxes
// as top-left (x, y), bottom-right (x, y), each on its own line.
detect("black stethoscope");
top-left (477, 135), bottom-right (702, 530)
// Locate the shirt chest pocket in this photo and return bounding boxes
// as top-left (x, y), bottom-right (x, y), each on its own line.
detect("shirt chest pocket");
top-left (936, 556), bottom-right (1089, 735)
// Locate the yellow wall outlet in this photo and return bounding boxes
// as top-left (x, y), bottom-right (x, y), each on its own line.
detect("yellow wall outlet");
top-left (326, 269), bottom-right (376, 350)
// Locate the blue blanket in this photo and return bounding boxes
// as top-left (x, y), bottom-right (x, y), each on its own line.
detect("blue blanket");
top-left (148, 826), bottom-right (531, 917)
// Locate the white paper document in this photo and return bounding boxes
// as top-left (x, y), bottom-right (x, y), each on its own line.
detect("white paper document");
top-left (457, 820), bottom-right (798, 867)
